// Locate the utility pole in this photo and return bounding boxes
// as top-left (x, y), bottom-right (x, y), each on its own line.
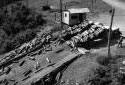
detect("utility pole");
top-left (92, 0), bottom-right (94, 10)
top-left (64, 4), bottom-right (66, 10)
top-left (26, 0), bottom-right (29, 12)
top-left (47, 0), bottom-right (49, 6)
top-left (108, 8), bottom-right (115, 58)
top-left (60, 0), bottom-right (63, 30)
top-left (4, 0), bottom-right (7, 20)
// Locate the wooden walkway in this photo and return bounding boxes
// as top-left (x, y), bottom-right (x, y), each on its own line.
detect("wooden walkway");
top-left (22, 52), bottom-right (82, 85)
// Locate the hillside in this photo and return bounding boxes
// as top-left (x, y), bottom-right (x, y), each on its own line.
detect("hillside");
top-left (23, 0), bottom-right (111, 13)
top-left (0, 0), bottom-right (111, 54)
top-left (1, 1), bottom-right (125, 85)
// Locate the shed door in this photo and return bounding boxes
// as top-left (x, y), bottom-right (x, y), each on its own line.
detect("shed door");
top-left (79, 14), bottom-right (83, 22)
top-left (79, 13), bottom-right (86, 22)
top-left (63, 12), bottom-right (69, 25)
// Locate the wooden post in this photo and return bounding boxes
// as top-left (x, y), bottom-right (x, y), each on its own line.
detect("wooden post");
top-left (92, 0), bottom-right (94, 10)
top-left (47, 0), bottom-right (49, 6)
top-left (26, 0), bottom-right (29, 12)
top-left (60, 0), bottom-right (63, 29)
top-left (55, 13), bottom-right (56, 21)
top-left (4, 0), bottom-right (7, 20)
top-left (64, 4), bottom-right (66, 10)
top-left (108, 8), bottom-right (115, 57)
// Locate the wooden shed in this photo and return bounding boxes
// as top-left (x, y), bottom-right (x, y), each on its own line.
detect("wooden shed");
top-left (63, 8), bottom-right (90, 26)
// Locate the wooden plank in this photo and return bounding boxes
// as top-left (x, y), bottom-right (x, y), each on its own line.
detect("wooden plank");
top-left (23, 52), bottom-right (82, 85)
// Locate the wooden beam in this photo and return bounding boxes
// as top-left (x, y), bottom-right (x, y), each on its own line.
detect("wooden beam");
top-left (60, 0), bottom-right (63, 29)
top-left (108, 8), bottom-right (115, 57)
top-left (23, 52), bottom-right (82, 84)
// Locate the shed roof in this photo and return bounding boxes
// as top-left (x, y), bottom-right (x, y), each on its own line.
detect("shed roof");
top-left (68, 8), bottom-right (90, 14)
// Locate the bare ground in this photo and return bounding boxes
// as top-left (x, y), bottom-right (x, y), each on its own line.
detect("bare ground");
top-left (58, 42), bottom-right (119, 85)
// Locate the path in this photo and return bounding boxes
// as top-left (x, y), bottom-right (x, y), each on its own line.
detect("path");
top-left (102, 0), bottom-right (125, 31)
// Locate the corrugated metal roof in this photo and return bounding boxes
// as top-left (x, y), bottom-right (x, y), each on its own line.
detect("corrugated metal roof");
top-left (68, 8), bottom-right (90, 14)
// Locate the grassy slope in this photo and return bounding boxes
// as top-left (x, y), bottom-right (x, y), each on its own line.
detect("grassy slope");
top-left (59, 45), bottom-right (123, 85)
top-left (0, 0), bottom-right (111, 19)
top-left (60, 53), bottom-right (100, 84)
top-left (23, 0), bottom-right (111, 28)
top-left (25, 0), bottom-right (111, 13)
top-left (25, 0), bottom-right (112, 25)
top-left (1, 0), bottom-right (111, 30)
top-left (0, 0), bottom-right (111, 54)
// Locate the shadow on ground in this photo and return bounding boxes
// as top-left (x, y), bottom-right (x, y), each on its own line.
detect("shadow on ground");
top-left (78, 38), bottom-right (119, 50)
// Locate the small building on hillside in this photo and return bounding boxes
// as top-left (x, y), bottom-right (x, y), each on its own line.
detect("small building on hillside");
top-left (63, 8), bottom-right (90, 26)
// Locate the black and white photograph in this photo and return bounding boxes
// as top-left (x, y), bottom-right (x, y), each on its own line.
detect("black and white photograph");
top-left (0, 0), bottom-right (125, 85)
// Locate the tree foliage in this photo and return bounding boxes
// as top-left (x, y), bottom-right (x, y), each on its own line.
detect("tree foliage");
top-left (0, 2), bottom-right (46, 54)
top-left (85, 56), bottom-right (125, 85)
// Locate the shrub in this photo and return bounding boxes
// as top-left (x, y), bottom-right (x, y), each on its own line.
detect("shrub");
top-left (96, 56), bottom-right (111, 66)
top-left (86, 56), bottom-right (125, 85)
top-left (0, 2), bottom-right (45, 54)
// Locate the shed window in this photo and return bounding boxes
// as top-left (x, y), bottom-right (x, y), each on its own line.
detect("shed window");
top-left (65, 13), bottom-right (67, 17)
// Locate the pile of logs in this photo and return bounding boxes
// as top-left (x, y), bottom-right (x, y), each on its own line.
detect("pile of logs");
top-left (65, 21), bottom-right (121, 48)
top-left (0, 21), bottom-right (93, 67)
top-left (0, 32), bottom-right (54, 67)
top-left (61, 20), bottom-right (94, 40)
top-left (0, 20), bottom-right (121, 70)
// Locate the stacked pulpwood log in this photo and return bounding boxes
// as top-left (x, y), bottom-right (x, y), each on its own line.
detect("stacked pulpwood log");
top-left (65, 22), bottom-right (121, 48)
top-left (61, 21), bottom-right (94, 40)
top-left (0, 21), bottom-right (93, 68)
top-left (72, 22), bottom-right (104, 42)
top-left (0, 32), bottom-right (53, 68)
top-left (0, 20), bottom-right (121, 68)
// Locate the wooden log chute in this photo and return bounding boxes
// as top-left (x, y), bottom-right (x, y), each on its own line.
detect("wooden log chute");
top-left (0, 32), bottom-right (55, 68)
top-left (0, 19), bottom-right (122, 85)
top-left (30, 53), bottom-right (82, 85)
